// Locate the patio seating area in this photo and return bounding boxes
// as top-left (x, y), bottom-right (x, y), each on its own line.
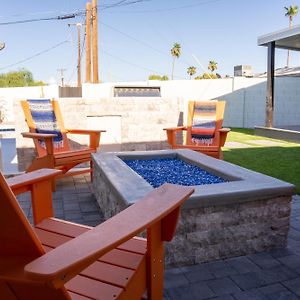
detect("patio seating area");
top-left (2, 3), bottom-right (300, 299)
top-left (15, 174), bottom-right (300, 300)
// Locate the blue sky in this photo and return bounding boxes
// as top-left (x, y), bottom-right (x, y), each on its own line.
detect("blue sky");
top-left (1, 0), bottom-right (300, 84)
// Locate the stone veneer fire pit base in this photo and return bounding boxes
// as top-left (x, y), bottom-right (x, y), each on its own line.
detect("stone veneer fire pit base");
top-left (166, 195), bottom-right (290, 266)
top-left (92, 149), bottom-right (295, 267)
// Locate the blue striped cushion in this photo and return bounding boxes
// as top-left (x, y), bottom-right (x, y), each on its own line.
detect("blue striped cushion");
top-left (28, 99), bottom-right (64, 148)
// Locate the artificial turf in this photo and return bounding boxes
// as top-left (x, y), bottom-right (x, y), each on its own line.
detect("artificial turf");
top-left (223, 128), bottom-right (300, 194)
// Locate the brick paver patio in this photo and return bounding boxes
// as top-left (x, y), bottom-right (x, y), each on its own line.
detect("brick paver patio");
top-left (16, 175), bottom-right (300, 300)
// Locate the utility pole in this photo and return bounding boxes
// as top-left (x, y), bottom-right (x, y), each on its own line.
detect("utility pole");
top-left (68, 23), bottom-right (82, 87)
top-left (57, 68), bottom-right (66, 86)
top-left (92, 0), bottom-right (99, 83)
top-left (77, 23), bottom-right (82, 87)
top-left (85, 2), bottom-right (92, 83)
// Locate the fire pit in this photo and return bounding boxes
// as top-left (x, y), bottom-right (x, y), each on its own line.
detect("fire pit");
top-left (92, 149), bottom-right (295, 267)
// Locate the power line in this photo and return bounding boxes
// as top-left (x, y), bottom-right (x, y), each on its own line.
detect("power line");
top-left (102, 0), bottom-right (151, 10)
top-left (101, 47), bottom-right (186, 79)
top-left (100, 21), bottom-right (193, 69)
top-left (105, 0), bottom-right (225, 13)
top-left (0, 1), bottom-right (151, 26)
top-left (0, 12), bottom-right (84, 26)
top-left (100, 21), bottom-right (170, 58)
top-left (102, 48), bottom-right (163, 73)
top-left (0, 40), bottom-right (69, 70)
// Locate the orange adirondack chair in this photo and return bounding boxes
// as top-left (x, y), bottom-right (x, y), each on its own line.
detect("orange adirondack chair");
top-left (1, 168), bottom-right (194, 300)
top-left (21, 99), bottom-right (105, 178)
top-left (164, 100), bottom-right (230, 159)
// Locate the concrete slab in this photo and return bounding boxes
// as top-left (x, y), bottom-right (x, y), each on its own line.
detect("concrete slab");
top-left (255, 126), bottom-right (300, 143)
top-left (249, 140), bottom-right (286, 146)
top-left (224, 141), bottom-right (251, 148)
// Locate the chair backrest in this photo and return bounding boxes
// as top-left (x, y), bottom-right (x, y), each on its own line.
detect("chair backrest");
top-left (187, 100), bottom-right (225, 145)
top-left (21, 99), bottom-right (70, 156)
top-left (0, 172), bottom-right (69, 299)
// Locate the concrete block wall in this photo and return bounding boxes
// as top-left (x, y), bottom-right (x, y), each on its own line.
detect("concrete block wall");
top-left (13, 96), bottom-right (184, 171)
top-left (3, 77), bottom-right (300, 131)
top-left (273, 77), bottom-right (300, 126)
top-left (2, 76), bottom-right (300, 171)
top-left (1, 76), bottom-right (299, 171)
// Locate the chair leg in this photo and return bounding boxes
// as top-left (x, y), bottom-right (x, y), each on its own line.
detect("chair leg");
top-left (218, 149), bottom-right (224, 160)
top-left (51, 179), bottom-right (57, 192)
top-left (90, 160), bottom-right (93, 182)
top-left (147, 223), bottom-right (164, 300)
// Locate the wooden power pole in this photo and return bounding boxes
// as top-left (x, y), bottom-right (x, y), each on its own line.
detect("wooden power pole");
top-left (92, 0), bottom-right (99, 83)
top-left (77, 23), bottom-right (82, 87)
top-left (85, 2), bottom-right (92, 83)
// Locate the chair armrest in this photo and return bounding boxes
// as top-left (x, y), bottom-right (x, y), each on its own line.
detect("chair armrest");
top-left (25, 184), bottom-right (194, 287)
top-left (21, 132), bottom-right (56, 139)
top-left (66, 129), bottom-right (106, 135)
top-left (219, 128), bottom-right (231, 133)
top-left (66, 129), bottom-right (106, 150)
top-left (164, 126), bottom-right (186, 147)
top-left (21, 132), bottom-right (55, 155)
top-left (163, 126), bottom-right (187, 132)
top-left (218, 128), bottom-right (231, 147)
top-left (7, 169), bottom-right (62, 195)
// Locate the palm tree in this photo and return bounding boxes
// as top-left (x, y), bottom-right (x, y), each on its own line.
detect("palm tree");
top-left (208, 60), bottom-right (218, 74)
top-left (171, 43), bottom-right (181, 80)
top-left (187, 66), bottom-right (196, 79)
top-left (285, 5), bottom-right (299, 67)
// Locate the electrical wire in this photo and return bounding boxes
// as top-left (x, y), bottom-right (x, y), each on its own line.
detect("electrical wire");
top-left (100, 21), bottom-right (170, 58)
top-left (0, 40), bottom-right (69, 70)
top-left (102, 0), bottom-right (151, 10)
top-left (102, 48), bottom-right (160, 73)
top-left (101, 47), bottom-right (186, 79)
top-left (0, 0), bottom-right (152, 26)
top-left (100, 21), bottom-right (193, 70)
top-left (105, 0), bottom-right (225, 13)
top-left (0, 11), bottom-right (85, 26)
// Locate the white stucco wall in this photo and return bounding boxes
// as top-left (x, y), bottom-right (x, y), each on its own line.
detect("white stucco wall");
top-left (1, 77), bottom-right (300, 129)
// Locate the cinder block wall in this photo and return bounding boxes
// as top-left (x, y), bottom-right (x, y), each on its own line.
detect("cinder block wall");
top-left (13, 97), bottom-right (184, 171)
top-left (6, 77), bottom-right (300, 170)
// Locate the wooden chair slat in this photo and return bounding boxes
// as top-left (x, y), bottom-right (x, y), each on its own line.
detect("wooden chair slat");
top-left (117, 237), bottom-right (147, 255)
top-left (37, 219), bottom-right (147, 255)
top-left (41, 245), bottom-right (138, 288)
top-left (36, 218), bottom-right (91, 236)
top-left (35, 226), bottom-right (145, 270)
top-left (99, 249), bottom-right (144, 270)
top-left (81, 261), bottom-right (135, 288)
top-left (35, 227), bottom-right (71, 248)
top-left (65, 275), bottom-right (123, 300)
top-left (68, 292), bottom-right (94, 300)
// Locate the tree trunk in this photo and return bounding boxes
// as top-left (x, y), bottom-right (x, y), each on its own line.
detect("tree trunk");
top-left (171, 58), bottom-right (175, 80)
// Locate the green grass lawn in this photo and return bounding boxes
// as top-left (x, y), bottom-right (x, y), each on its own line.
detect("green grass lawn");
top-left (223, 128), bottom-right (300, 194)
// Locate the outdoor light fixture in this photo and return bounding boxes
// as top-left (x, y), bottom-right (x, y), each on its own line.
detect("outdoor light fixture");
top-left (0, 42), bottom-right (5, 51)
